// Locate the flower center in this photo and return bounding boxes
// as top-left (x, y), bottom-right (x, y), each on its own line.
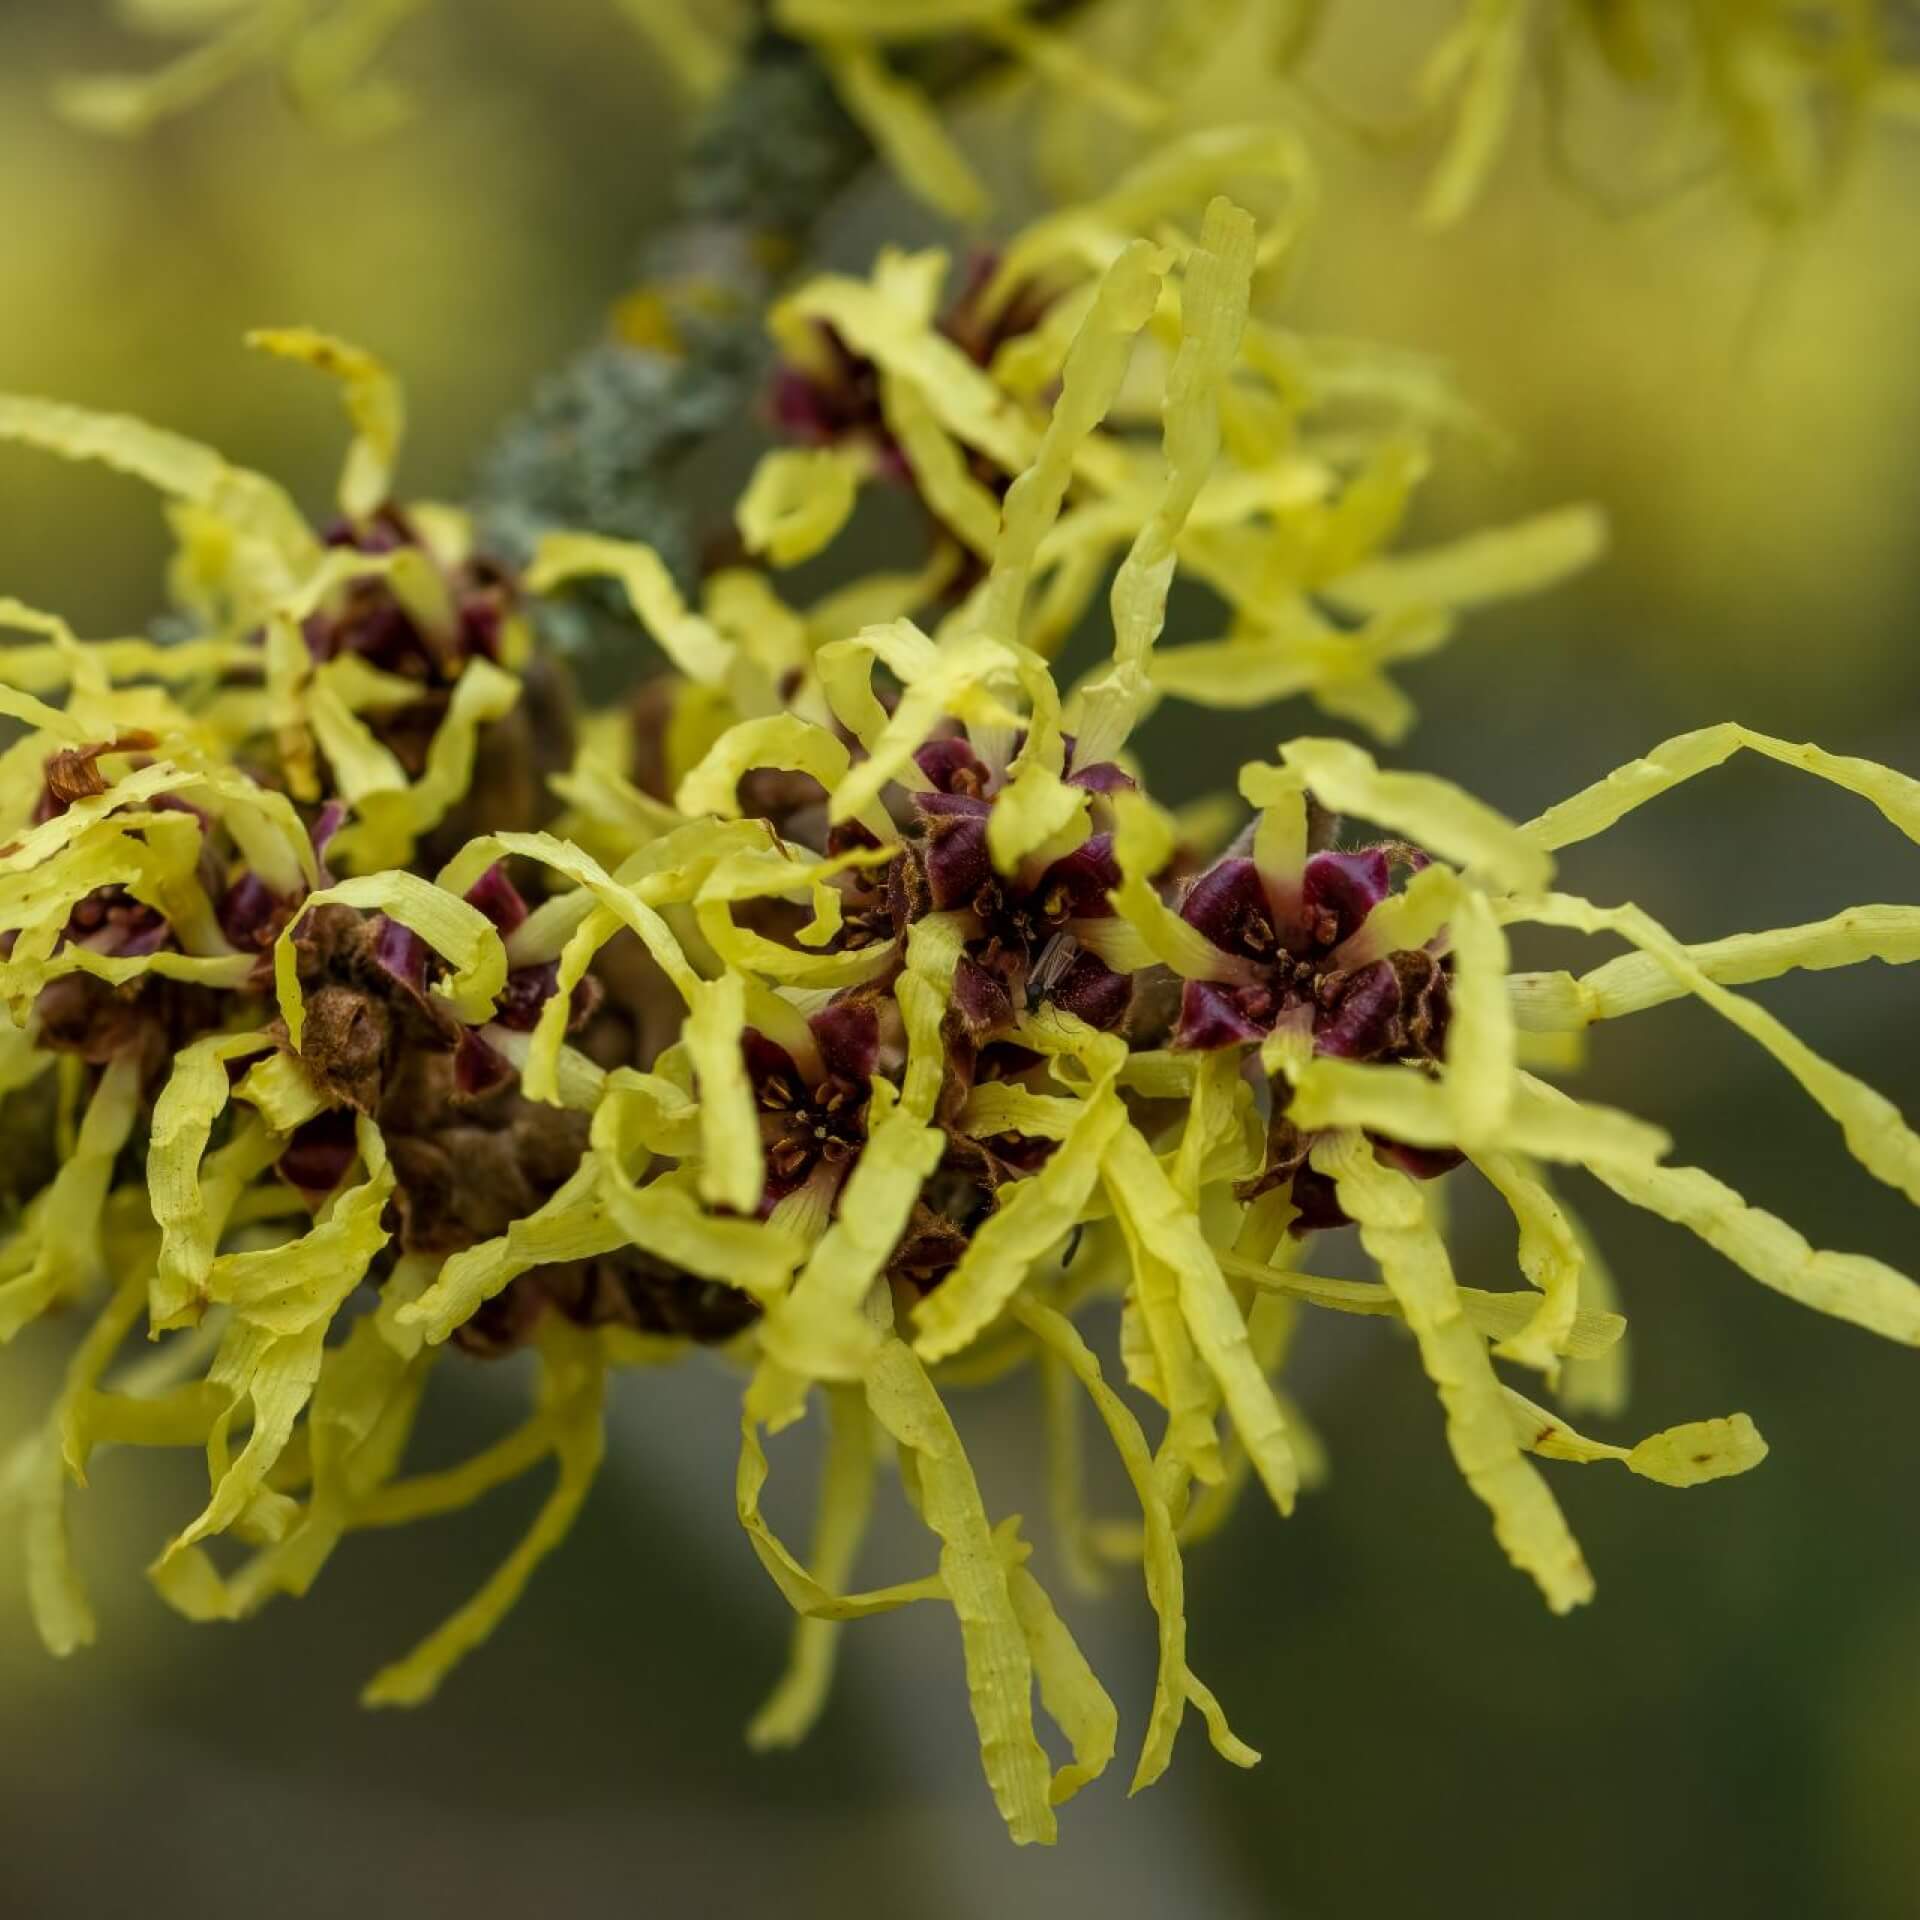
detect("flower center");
top-left (759, 1069), bottom-right (869, 1184)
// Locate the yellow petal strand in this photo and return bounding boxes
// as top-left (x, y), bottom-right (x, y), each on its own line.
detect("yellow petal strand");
top-left (957, 1081), bottom-right (1095, 1142)
top-left (162, 1315), bottom-right (325, 1556)
top-left (335, 656), bottom-right (522, 872)
top-left (1038, 1336), bottom-right (1104, 1598)
top-left (1107, 789), bottom-right (1253, 983)
top-left (204, 1115), bottom-right (395, 1338)
top-left (1313, 1130), bottom-right (1594, 1614)
top-left (1075, 198), bottom-right (1255, 767)
top-left (1219, 1254), bottom-right (1625, 1361)
top-left (0, 392), bottom-right (315, 584)
top-left (0, 676), bottom-right (89, 741)
top-left (521, 907), bottom-right (618, 1107)
top-left (276, 874), bottom-right (504, 1050)
top-left (862, 1334), bottom-right (1056, 1847)
top-left (1326, 504), bottom-right (1608, 617)
top-left (814, 615), bottom-right (936, 757)
top-left (762, 934), bottom-right (955, 1377)
top-left (19, 946), bottom-right (258, 1003)
top-left (697, 899), bottom-right (899, 990)
top-left (913, 1062), bottom-right (1125, 1362)
top-left (817, 37), bottom-right (989, 223)
top-left (1004, 1543), bottom-right (1117, 1807)
top-left (1148, 606), bottom-right (1450, 736)
top-left (982, 13), bottom-right (1165, 126)
top-left (148, 1031), bottom-right (277, 1323)
top-left (188, 756), bottom-right (319, 895)
top-left (609, 0), bottom-right (733, 98)
top-left (1544, 1173), bottom-right (1631, 1416)
top-left (736, 1366), bottom-right (950, 1619)
top-left (767, 1099), bottom-right (947, 1381)
top-left (0, 628), bottom-right (256, 695)
top-left (746, 1387), bottom-right (877, 1751)
top-left (0, 1006), bottom-right (48, 1099)
top-left (1420, 0), bottom-right (1528, 228)
top-left (988, 120), bottom-right (1314, 324)
top-left (976, 239), bottom-right (1165, 648)
top-left (1332, 861), bottom-right (1458, 968)
top-left (1503, 1389), bottom-right (1768, 1488)
top-left (1442, 885), bottom-right (1515, 1143)
top-left (683, 969), bottom-right (764, 1214)
top-left (736, 447), bottom-right (861, 567)
top-left (971, 227), bottom-right (1162, 852)
top-left (827, 631), bottom-right (1018, 825)
top-left (55, 0), bottom-right (301, 136)
top-left (233, 1048), bottom-right (329, 1134)
top-left (1107, 1179), bottom-right (1220, 1478)
top-left (0, 1053), bottom-right (142, 1341)
top-left (1288, 1055), bottom-right (1672, 1171)
top-left (777, 269), bottom-right (1032, 479)
top-left (401, 1163), bottom-right (621, 1347)
top-left (1242, 761), bottom-right (1308, 902)
top-left (880, 371), bottom-right (1004, 560)
top-left (1103, 1125), bottom-right (1298, 1515)
top-left (24, 1269), bottom-right (150, 1654)
top-left (986, 748), bottom-right (1088, 884)
top-left (1571, 906), bottom-right (1920, 1023)
top-left (246, 326), bottom-right (404, 523)
top-left (525, 532), bottom-right (733, 685)
top-left (1279, 736), bottom-right (1554, 893)
top-left (363, 1327), bottom-right (607, 1707)
top-left (550, 745), bottom-right (683, 852)
top-left (440, 828), bottom-right (704, 1002)
top-left (1524, 1080), bottom-right (1920, 1346)
top-left (1515, 891), bottom-right (1920, 1207)
top-left (160, 1261), bottom-right (438, 1623)
top-left (675, 713), bottom-right (869, 836)
top-left (602, 1177), bottom-right (802, 1302)
top-left (1470, 1150), bottom-right (1584, 1374)
top-left (2, 759), bottom-right (184, 877)
top-left (1522, 724), bottom-right (1920, 853)
top-left (1013, 1298), bottom-right (1258, 1791)
top-left (350, 1389), bottom-right (590, 1536)
top-left (307, 673), bottom-right (408, 813)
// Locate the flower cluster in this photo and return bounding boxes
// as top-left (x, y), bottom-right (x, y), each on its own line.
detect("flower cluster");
top-left (56, 0), bottom-right (1172, 213)
top-left (61, 1), bottom-right (1920, 234)
top-left (1279, 0), bottom-right (1920, 228)
top-left (3, 199), bottom-right (1919, 1851)
top-left (686, 126), bottom-right (1604, 753)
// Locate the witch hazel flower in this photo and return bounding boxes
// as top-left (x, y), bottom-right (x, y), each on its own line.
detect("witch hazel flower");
top-left (910, 731), bottom-right (1136, 1037)
top-left (1162, 801), bottom-right (1459, 1229)
top-left (746, 994), bottom-right (886, 1214)
top-left (2, 192), bottom-right (1919, 1858)
top-left (1170, 836), bottom-right (1446, 1061)
top-left (718, 126), bottom-right (1605, 746)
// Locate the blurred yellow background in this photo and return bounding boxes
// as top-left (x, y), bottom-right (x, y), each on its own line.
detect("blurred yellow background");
top-left (2, 4), bottom-right (1917, 1916)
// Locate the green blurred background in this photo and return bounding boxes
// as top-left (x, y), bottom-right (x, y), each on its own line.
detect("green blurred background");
top-left (2, 4), bottom-right (1918, 1915)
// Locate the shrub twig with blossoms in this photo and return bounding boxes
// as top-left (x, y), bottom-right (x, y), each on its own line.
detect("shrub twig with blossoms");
top-left (2, 191), bottom-right (1919, 1844)
top-left (603, 122), bottom-right (1604, 757)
